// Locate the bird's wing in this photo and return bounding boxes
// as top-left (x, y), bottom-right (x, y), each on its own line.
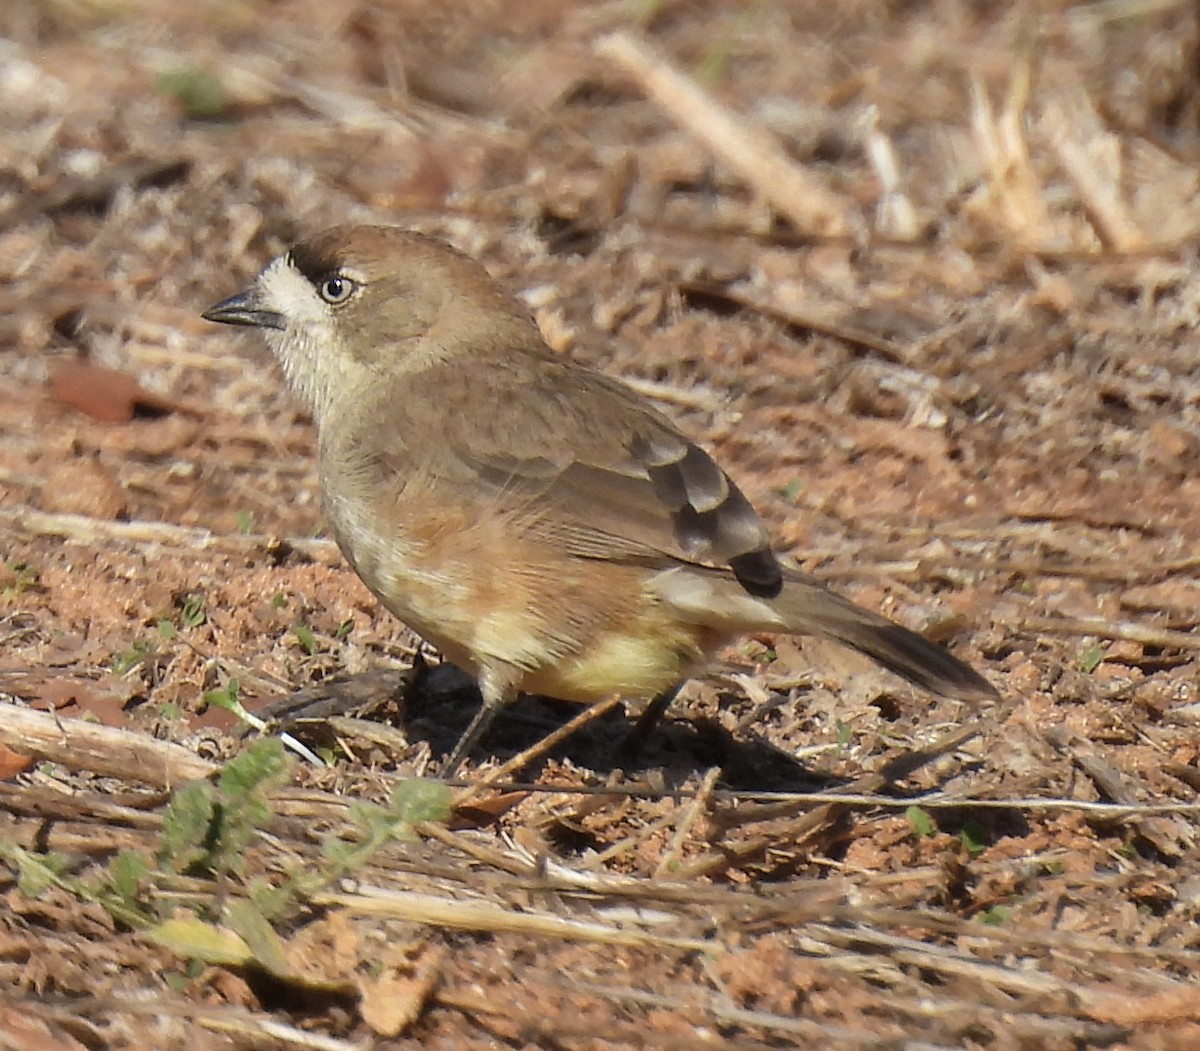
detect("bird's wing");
top-left (354, 353), bottom-right (783, 597)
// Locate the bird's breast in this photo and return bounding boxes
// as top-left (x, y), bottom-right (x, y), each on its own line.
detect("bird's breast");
top-left (318, 468), bottom-right (717, 702)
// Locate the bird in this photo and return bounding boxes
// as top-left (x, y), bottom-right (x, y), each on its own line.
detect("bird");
top-left (203, 224), bottom-right (997, 773)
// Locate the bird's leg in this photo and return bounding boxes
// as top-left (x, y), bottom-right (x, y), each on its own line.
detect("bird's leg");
top-left (618, 682), bottom-right (683, 761)
top-left (442, 664), bottom-right (519, 777)
top-left (455, 693), bottom-right (627, 802)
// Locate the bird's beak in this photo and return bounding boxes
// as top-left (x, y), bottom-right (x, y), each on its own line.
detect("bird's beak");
top-left (202, 288), bottom-right (286, 331)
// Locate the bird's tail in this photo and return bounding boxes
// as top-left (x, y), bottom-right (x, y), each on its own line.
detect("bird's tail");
top-left (654, 565), bottom-right (996, 702)
top-left (767, 570), bottom-right (997, 701)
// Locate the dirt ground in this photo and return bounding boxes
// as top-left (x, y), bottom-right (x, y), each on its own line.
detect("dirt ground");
top-left (2, 1), bottom-right (1200, 1048)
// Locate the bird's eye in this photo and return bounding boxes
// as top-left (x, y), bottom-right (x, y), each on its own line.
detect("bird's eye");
top-left (318, 274), bottom-right (357, 304)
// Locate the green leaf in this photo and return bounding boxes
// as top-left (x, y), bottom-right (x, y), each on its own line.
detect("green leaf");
top-left (12, 849), bottom-right (70, 897)
top-left (203, 677), bottom-right (241, 714)
top-left (157, 781), bottom-right (216, 872)
top-left (1080, 642), bottom-right (1106, 674)
top-left (320, 838), bottom-right (355, 866)
top-left (834, 720), bottom-right (852, 751)
top-left (248, 878), bottom-right (292, 922)
top-left (292, 623), bottom-right (320, 656)
top-left (347, 801), bottom-right (389, 834)
top-left (308, 779), bottom-right (451, 894)
top-left (147, 917), bottom-right (253, 966)
top-left (979, 904), bottom-right (1012, 926)
top-left (390, 778), bottom-right (452, 825)
top-left (180, 594), bottom-right (206, 629)
top-left (226, 898), bottom-right (292, 977)
top-left (958, 821), bottom-right (988, 856)
top-left (156, 69), bottom-right (228, 120)
top-left (218, 738), bottom-right (288, 800)
top-left (3, 561), bottom-right (42, 595)
top-left (157, 619), bottom-right (177, 640)
top-left (235, 510), bottom-right (255, 535)
top-left (113, 639), bottom-right (155, 676)
top-left (905, 805), bottom-right (938, 839)
top-left (108, 850), bottom-right (150, 901)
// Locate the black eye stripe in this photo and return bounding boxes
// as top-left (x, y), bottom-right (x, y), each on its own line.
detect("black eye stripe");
top-left (287, 245), bottom-right (339, 285)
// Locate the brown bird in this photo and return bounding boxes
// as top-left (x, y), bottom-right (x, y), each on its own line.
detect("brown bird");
top-left (203, 225), bottom-right (997, 772)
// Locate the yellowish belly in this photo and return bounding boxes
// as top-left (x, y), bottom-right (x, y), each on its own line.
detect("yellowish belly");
top-left (324, 472), bottom-right (721, 704)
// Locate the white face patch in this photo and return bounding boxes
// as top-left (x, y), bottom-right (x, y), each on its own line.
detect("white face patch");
top-left (253, 255), bottom-right (363, 424)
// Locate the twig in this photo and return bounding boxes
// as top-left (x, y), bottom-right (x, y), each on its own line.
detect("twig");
top-left (312, 884), bottom-right (713, 952)
top-left (202, 1014), bottom-right (367, 1051)
top-left (860, 104), bottom-right (920, 241)
top-left (568, 980), bottom-right (958, 1049)
top-left (968, 48), bottom-right (1048, 249)
top-left (803, 923), bottom-right (1083, 1000)
top-left (0, 701), bottom-right (216, 787)
top-left (679, 280), bottom-right (909, 363)
top-left (618, 374), bottom-right (723, 412)
top-left (671, 723), bottom-right (980, 880)
top-left (453, 693), bottom-right (625, 805)
top-left (594, 31), bottom-right (855, 239)
top-left (1044, 726), bottom-right (1189, 856)
top-left (654, 766), bottom-right (720, 879)
top-left (1018, 614), bottom-right (1200, 651)
top-left (425, 777), bottom-right (1200, 818)
top-left (0, 507), bottom-right (340, 563)
top-left (1042, 93), bottom-right (1147, 251)
top-left (18, 1000), bottom-right (368, 1051)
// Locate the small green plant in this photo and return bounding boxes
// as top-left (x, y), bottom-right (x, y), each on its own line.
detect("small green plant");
top-left (179, 593), bottom-right (206, 629)
top-left (145, 773), bottom-right (450, 976)
top-left (7, 847), bottom-right (71, 896)
top-left (2, 741), bottom-right (452, 986)
top-left (905, 805), bottom-right (938, 839)
top-left (292, 623), bottom-right (320, 656)
top-left (696, 36), bottom-right (736, 84)
top-left (113, 638), bottom-right (156, 676)
top-left (834, 719), bottom-right (853, 752)
top-left (156, 68), bottom-right (228, 119)
top-left (777, 479), bottom-right (804, 502)
top-left (313, 779), bottom-right (450, 890)
top-left (235, 509), bottom-right (255, 535)
top-left (202, 676), bottom-right (242, 717)
top-left (95, 850), bottom-right (153, 926)
top-left (958, 821), bottom-right (989, 856)
top-left (979, 904), bottom-right (1012, 926)
top-left (3, 561), bottom-right (42, 596)
top-left (1079, 642), bottom-right (1106, 674)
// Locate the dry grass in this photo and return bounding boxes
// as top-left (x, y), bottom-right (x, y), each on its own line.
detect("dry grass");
top-left (2, 1), bottom-right (1199, 1047)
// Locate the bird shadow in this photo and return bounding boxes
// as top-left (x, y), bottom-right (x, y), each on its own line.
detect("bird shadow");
top-left (252, 664), bottom-right (1017, 871)
top-left (258, 662), bottom-right (898, 795)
